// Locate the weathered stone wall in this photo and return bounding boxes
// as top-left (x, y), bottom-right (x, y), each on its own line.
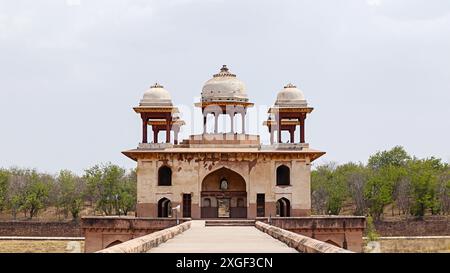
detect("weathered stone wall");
top-left (81, 216), bottom-right (191, 252)
top-left (364, 236), bottom-right (450, 253)
top-left (0, 221), bottom-right (82, 237)
top-left (257, 216), bottom-right (366, 252)
top-left (374, 217), bottom-right (450, 236)
top-left (96, 221), bottom-right (191, 253)
top-left (136, 154), bottom-right (312, 218)
top-left (255, 221), bottom-right (353, 253)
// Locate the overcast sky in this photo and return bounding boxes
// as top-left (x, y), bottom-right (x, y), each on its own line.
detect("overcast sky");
top-left (1, 0), bottom-right (449, 174)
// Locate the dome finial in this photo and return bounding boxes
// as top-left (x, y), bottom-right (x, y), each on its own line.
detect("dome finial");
top-left (213, 64), bottom-right (236, 78)
top-left (284, 83), bottom-right (297, 89)
top-left (151, 82), bottom-right (164, 88)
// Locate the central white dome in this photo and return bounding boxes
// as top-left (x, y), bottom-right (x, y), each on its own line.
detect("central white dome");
top-left (201, 65), bottom-right (248, 103)
top-left (139, 83), bottom-right (173, 107)
top-left (275, 83), bottom-right (307, 107)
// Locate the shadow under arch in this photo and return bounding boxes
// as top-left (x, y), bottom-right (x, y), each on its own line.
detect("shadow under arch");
top-left (201, 167), bottom-right (247, 218)
top-left (276, 197), bottom-right (291, 217)
top-left (105, 240), bottom-right (123, 249)
top-left (325, 240), bottom-right (341, 248)
top-left (158, 197), bottom-right (172, 218)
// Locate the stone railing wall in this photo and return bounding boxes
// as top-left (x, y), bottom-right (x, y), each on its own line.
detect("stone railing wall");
top-left (255, 221), bottom-right (353, 253)
top-left (96, 221), bottom-right (191, 253)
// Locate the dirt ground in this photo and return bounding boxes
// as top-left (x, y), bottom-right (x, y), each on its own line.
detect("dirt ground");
top-left (0, 240), bottom-right (84, 253)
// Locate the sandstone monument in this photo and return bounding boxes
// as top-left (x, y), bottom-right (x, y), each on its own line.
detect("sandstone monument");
top-left (82, 65), bottom-right (365, 252)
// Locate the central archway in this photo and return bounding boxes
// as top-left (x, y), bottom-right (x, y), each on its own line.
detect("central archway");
top-left (201, 167), bottom-right (247, 218)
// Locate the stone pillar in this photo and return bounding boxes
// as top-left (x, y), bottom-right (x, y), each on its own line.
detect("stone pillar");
top-left (174, 127), bottom-right (179, 145)
top-left (214, 113), bottom-right (219, 134)
top-left (230, 113), bottom-right (235, 133)
top-left (300, 116), bottom-right (305, 144)
top-left (203, 113), bottom-right (207, 134)
top-left (290, 128), bottom-right (295, 143)
top-left (241, 112), bottom-right (245, 134)
top-left (166, 116), bottom-right (171, 143)
top-left (270, 127), bottom-right (274, 145)
top-left (276, 114), bottom-right (281, 143)
top-left (153, 127), bottom-right (158, 143)
top-left (142, 115), bottom-right (148, 143)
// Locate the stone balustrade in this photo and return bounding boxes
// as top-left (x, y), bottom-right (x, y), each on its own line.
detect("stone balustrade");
top-left (255, 221), bottom-right (353, 253)
top-left (96, 221), bottom-right (191, 253)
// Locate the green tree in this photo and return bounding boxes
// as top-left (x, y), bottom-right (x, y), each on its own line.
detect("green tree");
top-left (6, 168), bottom-right (33, 219)
top-left (311, 168), bottom-right (328, 215)
top-left (341, 163), bottom-right (369, 215)
top-left (408, 158), bottom-right (444, 217)
top-left (57, 170), bottom-right (85, 220)
top-left (437, 167), bottom-right (450, 215)
top-left (116, 169), bottom-right (137, 216)
top-left (311, 163), bottom-right (348, 215)
top-left (367, 146), bottom-right (410, 170)
top-left (365, 166), bottom-right (405, 220)
top-left (20, 172), bottom-right (52, 219)
top-left (0, 169), bottom-right (9, 212)
top-left (365, 215), bottom-right (379, 241)
top-left (84, 163), bottom-right (127, 215)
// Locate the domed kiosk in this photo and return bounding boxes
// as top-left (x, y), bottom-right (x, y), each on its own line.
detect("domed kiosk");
top-left (133, 83), bottom-right (184, 145)
top-left (139, 83), bottom-right (173, 107)
top-left (274, 83), bottom-right (307, 107)
top-left (190, 65), bottom-right (258, 145)
top-left (201, 65), bottom-right (248, 103)
top-left (264, 83), bottom-right (313, 145)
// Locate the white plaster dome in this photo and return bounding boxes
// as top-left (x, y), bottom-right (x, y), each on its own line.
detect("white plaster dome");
top-left (201, 65), bottom-right (248, 103)
top-left (139, 83), bottom-right (173, 107)
top-left (275, 83), bottom-right (307, 107)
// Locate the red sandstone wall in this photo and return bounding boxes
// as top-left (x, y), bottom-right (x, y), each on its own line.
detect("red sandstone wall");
top-left (0, 221), bottom-right (82, 237)
top-left (257, 216), bottom-right (366, 252)
top-left (375, 217), bottom-right (450, 236)
top-left (81, 217), bottom-right (192, 252)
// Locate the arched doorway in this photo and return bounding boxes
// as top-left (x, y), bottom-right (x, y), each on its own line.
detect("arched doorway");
top-left (201, 167), bottom-right (247, 218)
top-left (158, 197), bottom-right (172, 217)
top-left (276, 198), bottom-right (291, 217)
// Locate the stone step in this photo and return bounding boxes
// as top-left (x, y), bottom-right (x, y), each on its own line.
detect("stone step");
top-left (205, 219), bottom-right (255, 227)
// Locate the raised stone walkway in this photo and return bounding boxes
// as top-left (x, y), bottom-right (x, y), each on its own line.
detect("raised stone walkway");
top-left (148, 220), bottom-right (298, 253)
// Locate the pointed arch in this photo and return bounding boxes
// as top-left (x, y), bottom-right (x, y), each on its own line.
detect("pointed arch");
top-left (276, 165), bottom-right (290, 186)
top-left (158, 197), bottom-right (172, 217)
top-left (158, 165), bottom-right (172, 186)
top-left (276, 197), bottom-right (291, 217)
top-left (201, 167), bottom-right (246, 191)
top-left (201, 167), bottom-right (247, 218)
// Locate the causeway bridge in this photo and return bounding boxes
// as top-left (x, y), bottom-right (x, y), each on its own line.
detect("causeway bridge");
top-left (148, 220), bottom-right (297, 253)
top-left (95, 219), bottom-right (357, 253)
